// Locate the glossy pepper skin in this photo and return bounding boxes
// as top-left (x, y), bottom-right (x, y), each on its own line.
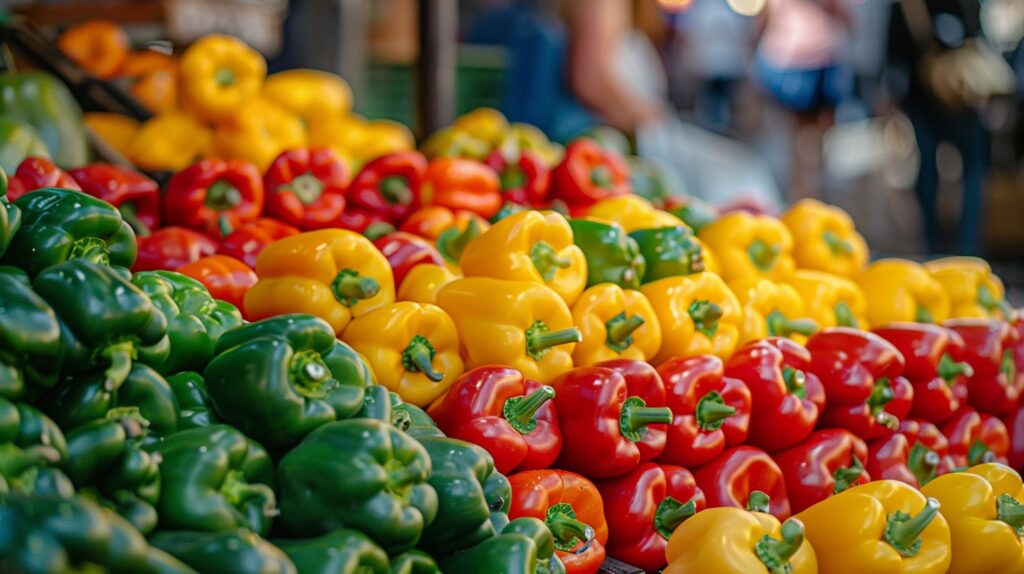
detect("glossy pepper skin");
top-left (277, 418), bottom-right (438, 554)
top-left (725, 338), bottom-right (826, 452)
top-left (1005, 402), bottom-right (1024, 471)
top-left (551, 139), bottom-right (631, 209)
top-left (342, 302), bottom-right (462, 407)
top-left (133, 226), bottom-right (219, 272)
top-left (795, 480), bottom-right (951, 574)
top-left (656, 354), bottom-right (751, 467)
top-left (868, 432), bottom-right (929, 488)
top-left (68, 163), bottom-right (161, 237)
top-left (217, 217), bottom-right (299, 269)
top-left (372, 232), bottom-right (445, 288)
top-left (0, 170), bottom-right (20, 258)
top-left (785, 269), bottom-right (868, 329)
top-left (264, 147), bottom-right (350, 230)
top-left (5, 156), bottom-right (80, 202)
top-left (629, 225), bottom-right (706, 283)
top-left (460, 210), bottom-right (587, 306)
top-left (399, 205), bottom-right (490, 241)
top-left (179, 34), bottom-right (266, 122)
top-left (698, 211), bottom-right (795, 281)
top-left (663, 507), bottom-right (817, 574)
top-left (205, 314), bottom-right (372, 451)
top-left (437, 517), bottom-right (566, 574)
top-left (567, 219), bottom-right (645, 290)
top-left (0, 398), bottom-right (69, 496)
top-left (177, 254), bottom-right (258, 311)
top-left (396, 263), bottom-right (458, 306)
top-left (0, 70), bottom-right (89, 169)
top-left (774, 429), bottom-right (871, 513)
top-left (275, 529), bottom-right (389, 574)
top-left (585, 194), bottom-right (686, 233)
top-left (167, 371), bottom-right (219, 429)
top-left (781, 198), bottom-right (869, 277)
top-left (348, 152), bottom-right (427, 224)
top-left (437, 277), bottom-right (581, 383)
top-left (857, 259), bottom-right (951, 327)
top-left (693, 445), bottom-right (792, 520)
top-left (640, 272), bottom-right (743, 363)
top-left (570, 284), bottom-right (661, 366)
top-left (2, 187), bottom-right (137, 278)
top-left (417, 157), bottom-right (502, 218)
top-left (507, 469), bottom-right (609, 574)
top-left (926, 257), bottom-right (1015, 320)
top-left (942, 408), bottom-right (1010, 468)
top-left (945, 319), bottom-right (1022, 416)
top-left (151, 530), bottom-right (292, 574)
top-left (729, 277), bottom-right (819, 345)
top-left (552, 362), bottom-right (673, 478)
top-left (428, 366), bottom-right (561, 474)
top-left (246, 229), bottom-right (396, 334)
top-left (0, 273), bottom-right (62, 399)
top-left (897, 419), bottom-right (957, 485)
top-left (486, 148), bottom-right (551, 207)
top-left (595, 463), bottom-right (706, 572)
top-left (164, 159), bottom-right (265, 238)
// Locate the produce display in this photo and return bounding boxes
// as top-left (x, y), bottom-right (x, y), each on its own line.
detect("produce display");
top-left (1, 24), bottom-right (1024, 574)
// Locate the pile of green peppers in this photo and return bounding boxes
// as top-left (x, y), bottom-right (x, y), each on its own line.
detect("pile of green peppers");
top-left (0, 178), bottom-right (566, 573)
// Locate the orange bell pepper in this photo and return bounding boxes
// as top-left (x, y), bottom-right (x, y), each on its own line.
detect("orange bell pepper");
top-left (57, 20), bottom-right (129, 80)
top-left (178, 254), bottom-right (258, 312)
top-left (417, 158), bottom-right (502, 219)
top-left (120, 49), bottom-right (177, 77)
top-left (84, 112), bottom-right (138, 158)
top-left (131, 70), bottom-right (178, 114)
top-left (398, 206), bottom-right (490, 242)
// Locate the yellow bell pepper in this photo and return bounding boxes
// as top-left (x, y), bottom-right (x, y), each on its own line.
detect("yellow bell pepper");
top-left (84, 112), bottom-right (138, 158)
top-left (920, 463), bottom-right (1024, 574)
top-left (586, 195), bottom-right (688, 233)
top-left (450, 107), bottom-right (508, 146)
top-left (214, 97), bottom-right (306, 171)
top-left (262, 69), bottom-right (353, 126)
top-left (436, 277), bottom-right (580, 383)
top-left (570, 284), bottom-right (662, 366)
top-left (784, 269), bottom-right (868, 330)
top-left (396, 263), bottom-right (459, 306)
top-left (640, 272), bottom-right (743, 363)
top-left (420, 126), bottom-right (491, 161)
top-left (358, 120), bottom-right (416, 164)
top-left (698, 212), bottom-right (796, 281)
top-left (503, 122), bottom-right (563, 166)
top-left (857, 259), bottom-right (951, 328)
top-left (925, 257), bottom-right (1015, 321)
top-left (795, 480), bottom-right (951, 574)
top-left (729, 277), bottom-right (818, 345)
top-left (179, 34), bottom-right (266, 122)
top-left (342, 302), bottom-right (463, 407)
top-left (308, 114), bottom-right (412, 167)
top-left (244, 229), bottom-right (396, 335)
top-left (459, 210), bottom-right (587, 306)
top-left (127, 110), bottom-right (213, 171)
top-left (664, 507), bottom-right (818, 574)
top-left (781, 199), bottom-right (869, 277)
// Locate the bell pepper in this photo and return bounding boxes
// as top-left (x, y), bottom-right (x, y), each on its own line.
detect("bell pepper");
top-left (867, 432), bottom-right (925, 489)
top-left (437, 517), bottom-right (565, 574)
top-left (507, 469), bottom-right (609, 574)
top-left (2, 187), bottom-right (136, 278)
top-left (218, 217), bottom-right (299, 269)
top-left (451, 107), bottom-right (509, 145)
top-left (130, 67), bottom-right (179, 115)
top-left (6, 156), bottom-right (81, 202)
top-left (0, 273), bottom-right (62, 399)
top-left (0, 175), bottom-right (19, 261)
top-left (179, 34), bottom-right (266, 122)
top-left (57, 19), bottom-right (129, 79)
top-left (312, 115), bottom-right (414, 165)
top-left (164, 159), bottom-right (265, 237)
top-left (134, 226), bottom-right (219, 272)
top-left (437, 277), bottom-right (580, 383)
top-left (434, 217), bottom-right (484, 267)
top-left (567, 219), bottom-right (645, 290)
top-left (277, 418), bottom-right (438, 554)
top-left (857, 259), bottom-right (951, 327)
top-left (897, 419), bottom-right (957, 485)
top-left (421, 125), bottom-right (490, 161)
top-left (166, 371), bottom-right (219, 430)
top-left (945, 319), bottom-right (1022, 415)
top-left (551, 139), bottom-right (631, 209)
top-left (372, 232), bottom-right (445, 288)
top-left (460, 210), bottom-right (587, 306)
top-left (807, 328), bottom-right (912, 440)
top-left (417, 157), bottom-right (502, 218)
top-left (774, 429), bottom-right (871, 513)
top-left (127, 110), bottom-right (214, 172)
top-left (348, 151), bottom-right (427, 224)
top-left (428, 365), bottom-right (561, 474)
top-left (729, 277), bottom-right (819, 345)
top-left (264, 147), bottom-right (350, 230)
top-left (629, 226), bottom-right (706, 283)
top-left (551, 362), bottom-right (671, 477)
top-left (920, 463), bottom-right (1024, 574)
top-left (216, 98), bottom-right (307, 171)
top-left (662, 194), bottom-right (718, 233)
top-left (0, 118), bottom-right (51, 177)
top-left (781, 198), bottom-right (868, 277)
top-left (570, 284), bottom-right (661, 365)
top-left (205, 314), bottom-right (373, 450)
top-left (0, 69), bottom-right (89, 169)
top-left (799, 480), bottom-right (952, 574)
top-left (245, 229), bottom-right (396, 334)
top-left (785, 269), bottom-right (868, 330)
top-left (275, 529), bottom-right (387, 574)
top-left (874, 323), bottom-right (971, 424)
top-left (486, 148), bottom-right (551, 206)
top-left (664, 506), bottom-right (816, 574)
top-left (656, 354), bottom-right (752, 467)
top-left (698, 211), bottom-right (795, 281)
top-left (151, 530), bottom-right (292, 574)
top-left (178, 254), bottom-right (258, 311)
top-left (83, 112), bottom-right (139, 159)
top-left (0, 398), bottom-right (69, 495)
top-left (1005, 403), bottom-right (1024, 471)
top-left (640, 272), bottom-right (743, 363)
top-left (505, 122), bottom-right (563, 166)
top-left (694, 445), bottom-right (791, 518)
top-left (925, 256), bottom-right (1014, 320)
top-left (586, 195), bottom-right (685, 233)
top-left (942, 408), bottom-right (1010, 468)
top-left (399, 205), bottom-right (489, 241)
top-left (68, 163), bottom-right (161, 237)
top-left (396, 263), bottom-right (458, 306)
top-left (263, 68), bottom-right (353, 125)
top-left (595, 463), bottom-right (706, 572)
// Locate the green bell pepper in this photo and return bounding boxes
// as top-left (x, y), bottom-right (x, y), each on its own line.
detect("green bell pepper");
top-left (416, 437), bottom-right (511, 555)
top-left (0, 272), bottom-right (62, 399)
top-left (568, 219), bottom-right (645, 290)
top-left (629, 226), bottom-right (705, 283)
top-left (665, 196), bottom-right (718, 234)
top-left (390, 550), bottom-right (441, 574)
top-left (150, 530), bottom-right (294, 574)
top-left (356, 385), bottom-right (445, 439)
top-left (0, 69), bottom-right (89, 168)
top-left (0, 398), bottom-right (69, 496)
top-left (275, 529), bottom-right (390, 574)
top-left (277, 418), bottom-right (438, 554)
top-left (131, 271), bottom-right (243, 375)
top-left (205, 314), bottom-right (372, 451)
top-left (148, 424), bottom-right (276, 536)
top-left (2, 187), bottom-right (137, 278)
top-left (0, 167), bottom-right (22, 258)
top-left (167, 371), bottom-right (219, 429)
top-left (0, 116), bottom-right (50, 175)
top-left (32, 259), bottom-right (169, 391)
top-left (436, 517), bottom-right (566, 574)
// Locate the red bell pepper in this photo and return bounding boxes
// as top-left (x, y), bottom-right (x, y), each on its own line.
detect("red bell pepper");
top-left (655, 354), bottom-right (751, 467)
top-left (263, 147), bottom-right (350, 230)
top-left (772, 429), bottom-right (870, 513)
top-left (418, 157), bottom-right (502, 219)
top-left (217, 217), bottom-right (299, 269)
top-left (691, 445), bottom-right (791, 520)
top-left (1003, 404), bottom-right (1024, 472)
top-left (896, 418), bottom-right (955, 485)
top-left (68, 163), bottom-right (161, 236)
top-left (336, 207), bottom-right (394, 238)
top-left (347, 151), bottom-right (427, 223)
top-left (6, 156), bottom-right (80, 200)
top-left (551, 139), bottom-right (631, 209)
top-left (595, 463), bottom-right (705, 573)
top-left (133, 226), bottom-right (218, 272)
top-left (945, 319), bottom-right (1022, 416)
top-left (164, 159), bottom-right (264, 236)
top-left (507, 469), bottom-right (609, 574)
top-left (941, 407), bottom-right (1010, 469)
top-left (723, 338), bottom-right (825, 452)
top-left (428, 366), bottom-right (561, 474)
top-left (372, 231), bottom-right (445, 288)
top-left (866, 433), bottom-right (920, 487)
top-left (552, 362), bottom-right (673, 478)
top-left (177, 254), bottom-right (258, 312)
top-left (485, 149), bottom-right (551, 207)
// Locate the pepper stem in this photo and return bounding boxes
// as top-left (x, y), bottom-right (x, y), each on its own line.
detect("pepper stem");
top-left (289, 350), bottom-right (337, 399)
top-left (996, 494), bottom-right (1024, 534)
top-left (747, 490), bottom-right (771, 513)
top-left (654, 497), bottom-right (697, 539)
top-left (822, 230), bottom-right (854, 256)
top-left (915, 307), bottom-right (934, 323)
top-left (118, 203), bottom-right (151, 237)
top-left (530, 241), bottom-right (572, 282)
top-left (748, 239), bottom-right (780, 272)
top-left (688, 300), bottom-right (723, 339)
top-left (590, 165), bottom-right (613, 189)
top-left (99, 342), bottom-right (136, 391)
top-left (756, 519), bottom-right (805, 574)
top-left (885, 498), bottom-right (941, 557)
top-left (545, 503), bottom-right (593, 552)
top-left (834, 301), bottom-right (859, 328)
top-left (968, 439), bottom-right (996, 466)
top-left (907, 442), bottom-right (941, 486)
top-left (766, 310), bottom-right (819, 337)
top-left (330, 269), bottom-right (381, 307)
top-left (503, 385), bottom-right (555, 435)
top-left (501, 166), bottom-right (526, 191)
top-left (68, 237), bottom-right (111, 266)
top-left (437, 219), bottom-right (481, 264)
top-left (867, 377), bottom-right (895, 419)
top-left (1001, 349), bottom-right (1017, 388)
top-left (619, 396), bottom-right (673, 443)
top-left (978, 284), bottom-right (1015, 321)
top-left (605, 313), bottom-right (645, 353)
top-left (525, 321), bottom-right (581, 361)
top-left (695, 390), bottom-right (735, 431)
top-left (206, 179), bottom-right (242, 211)
top-left (782, 367), bottom-right (807, 399)
top-left (287, 173), bottom-right (325, 205)
top-left (402, 335), bottom-right (444, 382)
top-left (380, 176), bottom-right (412, 206)
top-left (832, 455), bottom-right (865, 493)
top-left (362, 222), bottom-right (395, 241)
top-left (214, 67), bottom-right (236, 87)
top-left (937, 353), bottom-right (972, 384)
